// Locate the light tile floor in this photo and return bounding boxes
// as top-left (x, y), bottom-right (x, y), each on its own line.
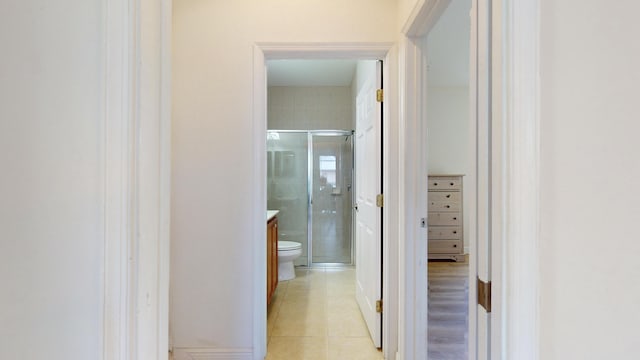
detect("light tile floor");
top-left (267, 267), bottom-right (383, 360)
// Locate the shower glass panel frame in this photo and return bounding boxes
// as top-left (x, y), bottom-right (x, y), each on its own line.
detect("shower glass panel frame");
top-left (267, 130), bottom-right (354, 267)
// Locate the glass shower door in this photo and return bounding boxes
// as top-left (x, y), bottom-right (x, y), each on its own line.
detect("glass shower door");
top-left (267, 131), bottom-right (309, 266)
top-left (311, 134), bottom-right (354, 264)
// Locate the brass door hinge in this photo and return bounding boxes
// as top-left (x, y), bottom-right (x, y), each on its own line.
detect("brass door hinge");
top-left (376, 194), bottom-right (384, 208)
top-left (376, 89), bottom-right (384, 102)
top-left (477, 277), bottom-right (492, 313)
top-left (376, 299), bottom-right (383, 313)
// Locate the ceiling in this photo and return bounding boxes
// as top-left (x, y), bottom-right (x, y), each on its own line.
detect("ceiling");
top-left (267, 59), bottom-right (358, 87)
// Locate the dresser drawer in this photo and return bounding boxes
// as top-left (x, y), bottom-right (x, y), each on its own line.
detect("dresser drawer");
top-left (428, 177), bottom-right (462, 191)
top-left (428, 226), bottom-right (462, 240)
top-left (428, 192), bottom-right (461, 202)
top-left (428, 212), bottom-right (462, 226)
top-left (428, 200), bottom-right (461, 212)
top-left (428, 240), bottom-right (463, 254)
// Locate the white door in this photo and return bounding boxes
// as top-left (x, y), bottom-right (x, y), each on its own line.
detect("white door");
top-left (354, 61), bottom-right (382, 348)
top-left (472, 0), bottom-right (493, 358)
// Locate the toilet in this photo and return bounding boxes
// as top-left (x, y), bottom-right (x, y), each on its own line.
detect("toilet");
top-left (278, 241), bottom-right (302, 281)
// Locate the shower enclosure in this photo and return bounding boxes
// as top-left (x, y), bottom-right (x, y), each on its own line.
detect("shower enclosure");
top-left (267, 130), bottom-right (354, 266)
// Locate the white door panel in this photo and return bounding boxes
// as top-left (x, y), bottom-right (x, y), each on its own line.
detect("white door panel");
top-left (355, 62), bottom-right (382, 348)
top-left (475, 0), bottom-right (492, 359)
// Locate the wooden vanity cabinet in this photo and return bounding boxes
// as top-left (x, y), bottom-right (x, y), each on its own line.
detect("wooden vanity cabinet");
top-left (267, 216), bottom-right (278, 305)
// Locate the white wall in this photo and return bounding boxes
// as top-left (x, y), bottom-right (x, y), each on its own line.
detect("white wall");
top-left (0, 1), bottom-right (105, 359)
top-left (171, 0), bottom-right (397, 356)
top-left (426, 0), bottom-right (471, 88)
top-left (268, 86), bottom-right (353, 130)
top-left (426, 87), bottom-right (469, 174)
top-left (539, 1), bottom-right (640, 358)
top-left (398, 0), bottom-right (421, 30)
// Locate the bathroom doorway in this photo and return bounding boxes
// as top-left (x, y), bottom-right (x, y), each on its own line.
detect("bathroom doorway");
top-left (267, 130), bottom-right (354, 266)
top-left (264, 58), bottom-right (385, 357)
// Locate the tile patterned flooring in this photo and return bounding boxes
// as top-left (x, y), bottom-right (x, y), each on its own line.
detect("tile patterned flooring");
top-left (267, 267), bottom-right (383, 360)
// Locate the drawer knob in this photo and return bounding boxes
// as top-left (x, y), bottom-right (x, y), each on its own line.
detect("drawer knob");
top-left (453, 217), bottom-right (457, 220)
top-left (453, 231), bottom-right (457, 234)
top-left (453, 244), bottom-right (457, 248)
top-left (446, 205), bottom-right (450, 208)
top-left (434, 182), bottom-right (438, 186)
top-left (446, 194), bottom-right (451, 198)
top-left (450, 182), bottom-right (454, 186)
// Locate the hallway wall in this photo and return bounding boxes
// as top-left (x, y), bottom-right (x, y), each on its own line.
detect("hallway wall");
top-left (0, 1), bottom-right (105, 358)
top-left (398, 0), bottom-right (421, 30)
top-left (539, 1), bottom-right (640, 358)
top-left (426, 86), bottom-right (469, 175)
top-left (171, 0), bottom-right (397, 357)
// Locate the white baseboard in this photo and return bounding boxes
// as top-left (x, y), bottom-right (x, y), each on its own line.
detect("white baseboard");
top-left (172, 348), bottom-right (253, 360)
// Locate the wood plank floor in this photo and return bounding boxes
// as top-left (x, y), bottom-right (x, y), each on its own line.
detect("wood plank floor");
top-left (428, 259), bottom-right (469, 360)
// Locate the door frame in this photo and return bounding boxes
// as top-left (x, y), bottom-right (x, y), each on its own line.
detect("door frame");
top-left (398, 2), bottom-right (453, 359)
top-left (399, 0), bottom-right (540, 359)
top-left (496, 1), bottom-right (541, 358)
top-left (103, 0), bottom-right (172, 358)
top-left (252, 43), bottom-right (397, 360)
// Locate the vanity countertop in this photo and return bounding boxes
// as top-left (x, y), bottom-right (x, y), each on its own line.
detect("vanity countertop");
top-left (267, 210), bottom-right (279, 222)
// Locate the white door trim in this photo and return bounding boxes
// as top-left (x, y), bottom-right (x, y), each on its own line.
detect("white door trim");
top-left (396, 35), bottom-right (428, 360)
top-left (497, 0), bottom-right (541, 358)
top-left (103, 0), bottom-right (172, 359)
top-left (402, 0), bottom-right (452, 37)
top-left (398, 2), bottom-right (452, 359)
top-left (103, 0), bottom-right (136, 357)
top-left (251, 42), bottom-right (396, 360)
top-left (468, 1), bottom-right (480, 357)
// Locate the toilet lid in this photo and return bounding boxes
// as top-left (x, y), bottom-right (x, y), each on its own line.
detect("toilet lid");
top-left (278, 241), bottom-right (302, 251)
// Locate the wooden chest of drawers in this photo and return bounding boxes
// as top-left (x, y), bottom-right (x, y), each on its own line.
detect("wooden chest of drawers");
top-left (428, 175), bottom-right (464, 261)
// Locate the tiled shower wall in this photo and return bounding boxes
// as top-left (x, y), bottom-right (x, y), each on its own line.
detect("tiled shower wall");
top-left (267, 86), bottom-right (353, 130)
